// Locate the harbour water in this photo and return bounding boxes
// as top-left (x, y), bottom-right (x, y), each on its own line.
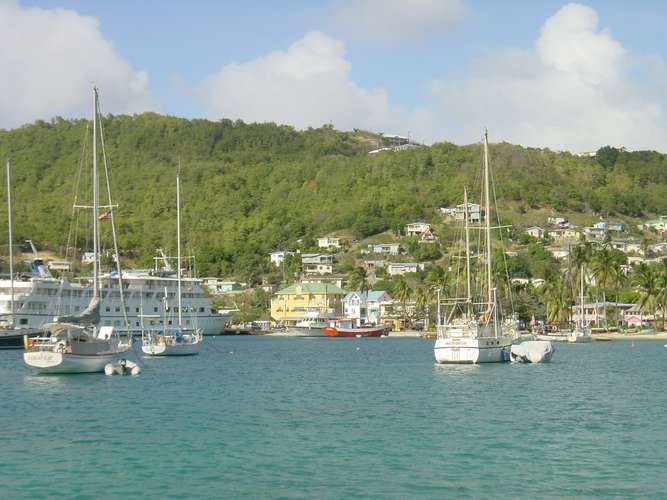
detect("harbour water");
top-left (2, 337), bottom-right (666, 498)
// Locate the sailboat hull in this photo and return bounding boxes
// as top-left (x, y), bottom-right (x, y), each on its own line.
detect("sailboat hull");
top-left (141, 340), bottom-right (201, 356)
top-left (23, 348), bottom-right (131, 374)
top-left (434, 336), bottom-right (512, 364)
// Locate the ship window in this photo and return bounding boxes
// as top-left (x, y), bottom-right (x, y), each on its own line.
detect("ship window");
top-left (135, 322), bottom-right (139, 327)
top-left (106, 307), bottom-right (111, 312)
top-left (136, 307), bottom-right (140, 313)
top-left (19, 318), bottom-right (28, 325)
top-left (168, 320), bottom-right (172, 325)
top-left (199, 307), bottom-right (205, 313)
top-left (115, 307), bottom-right (120, 312)
top-left (153, 307), bottom-right (158, 312)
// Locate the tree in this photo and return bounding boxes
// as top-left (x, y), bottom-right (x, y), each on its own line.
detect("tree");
top-left (590, 247), bottom-right (621, 328)
top-left (634, 263), bottom-right (659, 330)
top-left (392, 278), bottom-right (412, 324)
top-left (541, 276), bottom-right (572, 324)
top-left (347, 266), bottom-right (369, 294)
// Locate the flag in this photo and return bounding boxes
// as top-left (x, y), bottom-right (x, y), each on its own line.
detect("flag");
top-left (98, 211), bottom-right (112, 220)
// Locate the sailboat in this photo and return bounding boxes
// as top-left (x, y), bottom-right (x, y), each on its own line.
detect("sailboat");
top-left (434, 130), bottom-right (513, 364)
top-left (0, 160), bottom-right (41, 348)
top-left (567, 265), bottom-right (593, 343)
top-left (23, 87), bottom-right (133, 373)
top-left (141, 173), bottom-right (203, 356)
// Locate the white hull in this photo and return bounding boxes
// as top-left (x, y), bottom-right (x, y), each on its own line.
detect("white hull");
top-left (567, 334), bottom-right (593, 343)
top-left (434, 336), bottom-right (512, 364)
top-left (24, 346), bottom-right (131, 374)
top-left (142, 339), bottom-right (202, 356)
top-left (285, 325), bottom-right (326, 337)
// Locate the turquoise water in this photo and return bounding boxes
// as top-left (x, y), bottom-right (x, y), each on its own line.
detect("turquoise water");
top-left (1, 337), bottom-right (666, 499)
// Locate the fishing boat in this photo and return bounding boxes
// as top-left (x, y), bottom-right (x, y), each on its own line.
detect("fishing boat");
top-left (322, 320), bottom-right (389, 337)
top-left (23, 87), bottom-right (133, 373)
top-left (142, 173), bottom-right (203, 356)
top-left (567, 266), bottom-right (593, 343)
top-left (434, 130), bottom-right (513, 364)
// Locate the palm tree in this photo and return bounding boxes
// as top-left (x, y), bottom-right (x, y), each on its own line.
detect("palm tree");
top-left (348, 266), bottom-right (369, 295)
top-left (634, 263), bottom-right (659, 330)
top-left (393, 278), bottom-right (412, 325)
top-left (541, 276), bottom-right (572, 325)
top-left (590, 247), bottom-right (621, 328)
top-left (655, 260), bottom-right (667, 331)
top-left (413, 286), bottom-right (434, 325)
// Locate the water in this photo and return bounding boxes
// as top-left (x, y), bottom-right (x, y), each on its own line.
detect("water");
top-left (1, 337), bottom-right (666, 499)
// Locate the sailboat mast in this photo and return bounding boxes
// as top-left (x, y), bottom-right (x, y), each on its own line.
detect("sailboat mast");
top-left (176, 172), bottom-right (182, 327)
top-left (6, 160), bottom-right (14, 319)
top-left (580, 265), bottom-right (584, 329)
top-left (463, 186), bottom-right (472, 315)
top-left (92, 87), bottom-right (99, 299)
top-left (483, 130), bottom-right (493, 307)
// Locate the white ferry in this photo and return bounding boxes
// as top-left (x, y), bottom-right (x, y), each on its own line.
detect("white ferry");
top-left (0, 260), bottom-right (229, 336)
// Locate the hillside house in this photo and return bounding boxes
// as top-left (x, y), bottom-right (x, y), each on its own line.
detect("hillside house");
top-left (301, 253), bottom-right (333, 275)
top-left (454, 202), bottom-right (482, 222)
top-left (317, 236), bottom-right (343, 250)
top-left (405, 222), bottom-right (432, 237)
top-left (546, 246), bottom-right (570, 260)
top-left (594, 221), bottom-right (624, 232)
top-left (638, 215), bottom-right (667, 232)
top-left (547, 217), bottom-right (569, 228)
top-left (387, 262), bottom-right (426, 276)
top-left (202, 279), bottom-right (245, 295)
top-left (526, 226), bottom-right (544, 239)
top-left (269, 251), bottom-right (295, 267)
top-left (364, 243), bottom-right (401, 255)
top-left (419, 227), bottom-right (439, 243)
top-left (549, 227), bottom-right (581, 243)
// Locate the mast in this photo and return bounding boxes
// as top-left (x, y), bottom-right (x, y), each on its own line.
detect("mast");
top-left (483, 130), bottom-right (493, 307)
top-left (6, 160), bottom-right (14, 321)
top-left (92, 87), bottom-right (99, 300)
top-left (464, 186), bottom-right (472, 316)
top-left (176, 171), bottom-right (182, 328)
top-left (580, 264), bottom-right (584, 329)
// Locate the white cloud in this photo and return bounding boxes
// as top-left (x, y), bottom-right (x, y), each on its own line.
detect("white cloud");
top-left (198, 32), bottom-right (404, 133)
top-left (332, 0), bottom-right (465, 45)
top-left (0, 0), bottom-right (153, 128)
top-left (422, 3), bottom-right (667, 151)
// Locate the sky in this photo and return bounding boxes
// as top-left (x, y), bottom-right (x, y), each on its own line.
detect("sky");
top-left (2, 0), bottom-right (667, 151)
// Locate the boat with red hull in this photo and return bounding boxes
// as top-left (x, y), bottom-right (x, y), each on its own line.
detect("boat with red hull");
top-left (322, 324), bottom-right (390, 337)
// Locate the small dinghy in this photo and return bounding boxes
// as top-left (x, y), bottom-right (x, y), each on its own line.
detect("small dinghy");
top-left (104, 359), bottom-right (140, 376)
top-left (510, 340), bottom-right (554, 363)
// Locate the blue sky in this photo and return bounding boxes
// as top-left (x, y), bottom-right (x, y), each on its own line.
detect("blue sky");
top-left (5, 0), bottom-right (667, 151)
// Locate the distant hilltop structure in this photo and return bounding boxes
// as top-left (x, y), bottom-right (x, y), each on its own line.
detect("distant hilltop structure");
top-left (368, 133), bottom-right (422, 155)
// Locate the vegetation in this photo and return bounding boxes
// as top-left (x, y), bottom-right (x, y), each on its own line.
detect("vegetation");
top-left (2, 113), bottom-right (667, 326)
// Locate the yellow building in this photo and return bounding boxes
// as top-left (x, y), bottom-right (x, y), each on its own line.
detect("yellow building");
top-left (270, 282), bottom-right (346, 324)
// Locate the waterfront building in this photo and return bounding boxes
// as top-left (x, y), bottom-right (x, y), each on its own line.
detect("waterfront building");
top-left (270, 282), bottom-right (345, 324)
top-left (342, 290), bottom-right (392, 326)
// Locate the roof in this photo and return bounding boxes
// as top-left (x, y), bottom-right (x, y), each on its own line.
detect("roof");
top-left (275, 283), bottom-right (346, 295)
top-left (343, 290), bottom-right (390, 301)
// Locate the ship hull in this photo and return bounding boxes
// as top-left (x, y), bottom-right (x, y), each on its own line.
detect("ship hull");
top-left (434, 336), bottom-right (512, 364)
top-left (322, 325), bottom-right (389, 337)
top-left (0, 329), bottom-right (41, 349)
top-left (142, 340), bottom-right (201, 356)
top-left (23, 347), bottom-right (131, 374)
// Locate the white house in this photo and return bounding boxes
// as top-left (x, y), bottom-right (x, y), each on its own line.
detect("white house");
top-left (571, 302), bottom-right (634, 326)
top-left (343, 290), bottom-right (392, 326)
top-left (405, 222), bottom-right (432, 236)
top-left (526, 226), bottom-right (544, 239)
top-left (454, 202), bottom-right (482, 222)
top-left (546, 246), bottom-right (570, 260)
top-left (363, 259), bottom-right (387, 271)
top-left (547, 217), bottom-right (569, 227)
top-left (387, 262), bottom-right (425, 276)
top-left (638, 215), bottom-right (667, 232)
top-left (317, 236), bottom-right (342, 250)
top-left (269, 251), bottom-right (295, 267)
top-left (364, 243), bottom-right (401, 255)
top-left (202, 278), bottom-right (245, 295)
top-left (301, 253), bottom-right (333, 275)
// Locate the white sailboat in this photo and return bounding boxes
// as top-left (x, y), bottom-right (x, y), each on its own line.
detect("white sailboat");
top-left (567, 265), bottom-right (593, 343)
top-left (142, 173), bottom-right (203, 356)
top-left (23, 87), bottom-right (133, 373)
top-left (434, 131), bottom-right (513, 364)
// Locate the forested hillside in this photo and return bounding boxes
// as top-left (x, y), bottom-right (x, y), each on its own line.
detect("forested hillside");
top-left (0, 114), bottom-right (665, 281)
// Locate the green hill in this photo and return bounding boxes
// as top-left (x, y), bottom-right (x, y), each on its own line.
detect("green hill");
top-left (1, 114), bottom-right (666, 282)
